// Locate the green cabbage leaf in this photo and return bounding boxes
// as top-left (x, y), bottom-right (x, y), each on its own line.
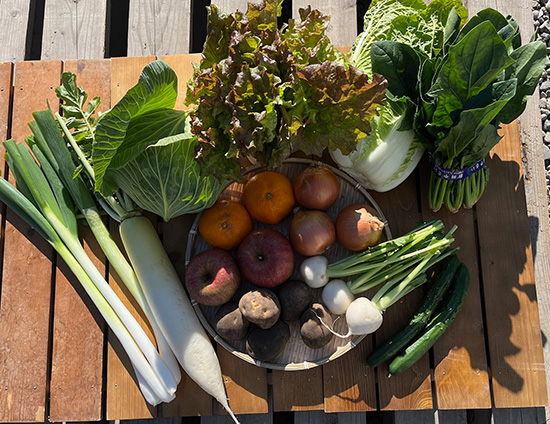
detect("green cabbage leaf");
top-left (93, 60), bottom-right (223, 221)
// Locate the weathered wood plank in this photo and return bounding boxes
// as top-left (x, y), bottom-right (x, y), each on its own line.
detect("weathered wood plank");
top-left (465, 0), bottom-right (550, 411)
top-left (161, 53), bottom-right (201, 108)
top-left (48, 58), bottom-right (111, 422)
top-left (370, 177), bottom-right (434, 411)
top-left (49, 228), bottom-right (106, 422)
top-left (210, 0), bottom-right (249, 13)
top-left (0, 60), bottom-right (62, 423)
top-left (476, 123), bottom-right (547, 408)
top-left (0, 0), bottom-right (32, 62)
top-left (127, 0), bottom-right (192, 57)
top-left (292, 0), bottom-right (357, 47)
top-left (418, 163), bottom-right (492, 410)
top-left (41, 0), bottom-right (107, 60)
top-left (272, 368), bottom-right (324, 411)
top-left (322, 338), bottom-right (377, 412)
top-left (105, 56), bottom-right (158, 420)
top-left (477, 124), bottom-right (548, 408)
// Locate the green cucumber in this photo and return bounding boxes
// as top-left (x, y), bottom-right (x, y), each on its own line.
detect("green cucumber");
top-left (366, 254), bottom-right (460, 368)
top-left (387, 263), bottom-right (470, 377)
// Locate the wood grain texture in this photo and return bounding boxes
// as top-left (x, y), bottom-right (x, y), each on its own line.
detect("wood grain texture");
top-left (48, 58), bottom-right (112, 422)
top-left (127, 0), bottom-right (191, 57)
top-left (419, 161), bottom-right (492, 410)
top-left (322, 339), bottom-right (376, 412)
top-left (465, 0), bottom-right (550, 412)
top-left (370, 176), bottom-right (434, 411)
top-left (41, 0), bottom-right (107, 60)
top-left (48, 229), bottom-right (105, 421)
top-left (476, 123), bottom-right (547, 408)
top-left (161, 53), bottom-right (202, 109)
top-left (210, 0), bottom-right (250, 13)
top-left (292, 0), bottom-right (357, 47)
top-left (217, 347), bottom-right (269, 414)
top-left (0, 60), bottom-right (62, 423)
top-left (0, 0), bottom-right (32, 62)
top-left (272, 368), bottom-right (324, 411)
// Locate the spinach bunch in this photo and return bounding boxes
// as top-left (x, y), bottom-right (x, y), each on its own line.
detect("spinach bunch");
top-left (371, 8), bottom-right (546, 212)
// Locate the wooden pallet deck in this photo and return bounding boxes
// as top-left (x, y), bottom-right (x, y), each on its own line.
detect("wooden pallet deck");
top-left (0, 1), bottom-right (549, 423)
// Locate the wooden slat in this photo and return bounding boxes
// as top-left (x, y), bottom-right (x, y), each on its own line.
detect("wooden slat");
top-left (475, 123), bottom-right (548, 408)
top-left (0, 0), bottom-right (32, 62)
top-left (161, 53), bottom-right (201, 108)
top-left (322, 339), bottom-right (377, 412)
top-left (292, 0), bottom-right (357, 47)
top-left (49, 228), bottom-right (105, 421)
top-left (210, 1), bottom-right (250, 13)
top-left (48, 58), bottom-right (112, 422)
top-left (127, 0), bottom-right (192, 57)
top-left (272, 368), bottom-right (324, 412)
top-left (106, 56), bottom-right (158, 420)
top-left (370, 176), bottom-right (434, 411)
top-left (0, 60), bottom-right (62, 422)
top-left (41, 0), bottom-right (107, 60)
top-left (418, 162), bottom-right (492, 410)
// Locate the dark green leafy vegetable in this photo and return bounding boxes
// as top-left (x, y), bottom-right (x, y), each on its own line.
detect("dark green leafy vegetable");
top-left (371, 6), bottom-right (545, 212)
top-left (186, 0), bottom-right (387, 182)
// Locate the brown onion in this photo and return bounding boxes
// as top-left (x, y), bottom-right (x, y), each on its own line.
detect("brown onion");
top-left (336, 204), bottom-right (385, 252)
top-left (294, 165), bottom-right (340, 210)
top-left (289, 210), bottom-right (336, 256)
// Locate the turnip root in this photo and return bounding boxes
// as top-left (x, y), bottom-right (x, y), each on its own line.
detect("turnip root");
top-left (300, 256), bottom-right (329, 288)
top-left (321, 279), bottom-right (355, 315)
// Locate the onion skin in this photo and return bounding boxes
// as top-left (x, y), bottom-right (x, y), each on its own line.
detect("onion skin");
top-left (336, 204), bottom-right (385, 252)
top-left (294, 166), bottom-right (340, 210)
top-left (289, 210), bottom-right (336, 257)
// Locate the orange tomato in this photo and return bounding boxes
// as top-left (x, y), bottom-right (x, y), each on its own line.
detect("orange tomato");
top-left (243, 171), bottom-right (295, 225)
top-left (199, 199), bottom-right (253, 250)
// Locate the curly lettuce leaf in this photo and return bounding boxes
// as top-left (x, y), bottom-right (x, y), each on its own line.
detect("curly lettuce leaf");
top-left (187, 0), bottom-right (386, 181)
top-left (292, 63), bottom-right (387, 156)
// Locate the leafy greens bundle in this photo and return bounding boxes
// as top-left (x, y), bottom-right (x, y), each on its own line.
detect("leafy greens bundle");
top-left (185, 0), bottom-right (388, 182)
top-left (330, 0), bottom-right (467, 193)
top-left (369, 2), bottom-right (545, 211)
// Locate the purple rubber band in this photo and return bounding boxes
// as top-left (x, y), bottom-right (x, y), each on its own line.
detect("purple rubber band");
top-left (428, 153), bottom-right (485, 181)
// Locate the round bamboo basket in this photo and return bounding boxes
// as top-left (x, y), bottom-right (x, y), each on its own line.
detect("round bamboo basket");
top-left (185, 158), bottom-right (392, 370)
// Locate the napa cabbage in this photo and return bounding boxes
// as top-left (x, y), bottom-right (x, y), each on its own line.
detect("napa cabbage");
top-left (331, 0), bottom-right (467, 192)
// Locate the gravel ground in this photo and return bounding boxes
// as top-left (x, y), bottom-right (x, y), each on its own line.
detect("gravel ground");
top-left (534, 0), bottom-right (550, 214)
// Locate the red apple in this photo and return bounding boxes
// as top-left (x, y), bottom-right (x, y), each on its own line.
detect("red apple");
top-left (185, 248), bottom-right (241, 306)
top-left (237, 228), bottom-right (294, 288)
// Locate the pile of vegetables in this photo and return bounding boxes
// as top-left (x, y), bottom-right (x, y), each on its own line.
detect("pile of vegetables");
top-left (4, 0), bottom-right (531, 411)
top-left (185, 0), bottom-right (387, 182)
top-left (0, 65), bottom-right (240, 421)
top-left (333, 0), bottom-right (545, 212)
top-left (189, 161), bottom-right (461, 366)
